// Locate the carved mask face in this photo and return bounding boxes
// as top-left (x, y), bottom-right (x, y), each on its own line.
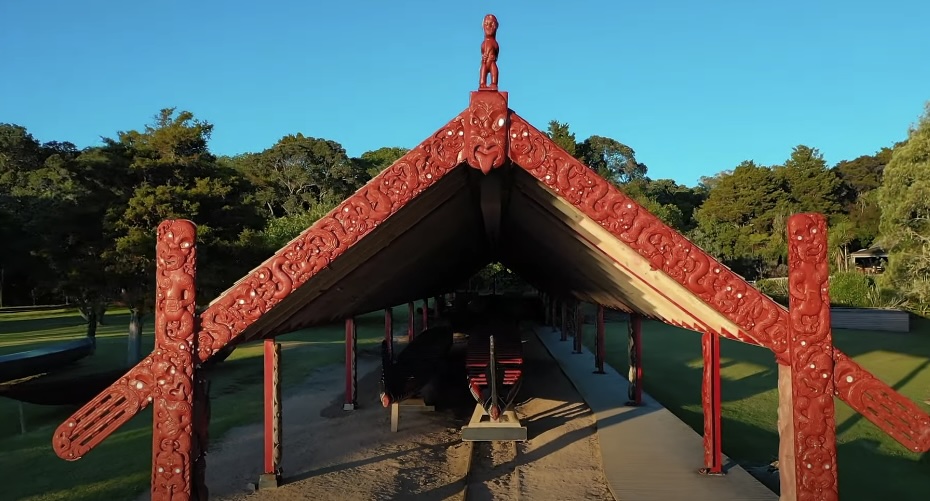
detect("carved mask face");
top-left (484, 15), bottom-right (498, 36)
top-left (160, 229), bottom-right (194, 272)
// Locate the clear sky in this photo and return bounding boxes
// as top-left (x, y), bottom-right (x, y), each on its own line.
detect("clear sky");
top-left (2, 1), bottom-right (928, 187)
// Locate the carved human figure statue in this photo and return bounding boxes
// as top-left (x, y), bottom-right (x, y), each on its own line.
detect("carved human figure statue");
top-left (479, 14), bottom-right (499, 89)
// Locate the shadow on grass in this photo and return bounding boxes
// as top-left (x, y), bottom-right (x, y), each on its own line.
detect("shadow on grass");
top-left (0, 305), bottom-right (412, 501)
top-left (585, 318), bottom-right (930, 501)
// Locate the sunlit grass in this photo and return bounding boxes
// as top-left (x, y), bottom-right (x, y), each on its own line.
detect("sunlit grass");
top-left (582, 316), bottom-right (930, 501)
top-left (0, 304), bottom-right (413, 501)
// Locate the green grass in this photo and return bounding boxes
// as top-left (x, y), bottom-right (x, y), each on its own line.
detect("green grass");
top-left (0, 305), bottom-right (412, 501)
top-left (581, 315), bottom-right (930, 501)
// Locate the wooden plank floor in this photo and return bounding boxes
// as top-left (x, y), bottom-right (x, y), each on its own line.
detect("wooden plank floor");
top-left (534, 325), bottom-right (778, 501)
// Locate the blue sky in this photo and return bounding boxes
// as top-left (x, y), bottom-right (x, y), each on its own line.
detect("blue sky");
top-left (2, 1), bottom-right (928, 186)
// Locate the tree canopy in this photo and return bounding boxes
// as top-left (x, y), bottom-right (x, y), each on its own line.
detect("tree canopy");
top-left (877, 103), bottom-right (930, 303)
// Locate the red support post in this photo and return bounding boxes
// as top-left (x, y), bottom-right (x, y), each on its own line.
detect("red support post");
top-left (344, 318), bottom-right (357, 411)
top-left (700, 331), bottom-right (723, 475)
top-left (560, 301), bottom-right (568, 342)
top-left (785, 213), bottom-right (839, 501)
top-left (384, 307), bottom-right (393, 361)
top-left (626, 313), bottom-right (643, 406)
top-left (594, 305), bottom-right (606, 374)
top-left (572, 303), bottom-right (583, 354)
top-left (260, 339), bottom-right (282, 489)
top-left (151, 220), bottom-right (198, 501)
top-left (421, 298), bottom-right (429, 331)
top-left (407, 301), bottom-right (415, 341)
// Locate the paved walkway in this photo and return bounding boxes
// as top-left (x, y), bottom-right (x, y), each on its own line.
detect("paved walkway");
top-left (534, 325), bottom-right (778, 501)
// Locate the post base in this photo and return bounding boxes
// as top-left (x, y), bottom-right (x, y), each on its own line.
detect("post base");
top-left (624, 400), bottom-right (642, 407)
top-left (698, 467), bottom-right (726, 477)
top-left (258, 471), bottom-right (282, 490)
top-left (343, 403), bottom-right (357, 411)
top-left (593, 370), bottom-right (606, 375)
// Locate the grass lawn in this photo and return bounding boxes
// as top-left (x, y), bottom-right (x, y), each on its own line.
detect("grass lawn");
top-left (0, 304), bottom-right (414, 501)
top-left (581, 314), bottom-right (930, 501)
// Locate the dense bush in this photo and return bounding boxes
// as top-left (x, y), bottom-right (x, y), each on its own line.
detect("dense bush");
top-left (829, 272), bottom-right (875, 307)
top-left (754, 273), bottom-right (912, 310)
top-left (755, 277), bottom-right (788, 302)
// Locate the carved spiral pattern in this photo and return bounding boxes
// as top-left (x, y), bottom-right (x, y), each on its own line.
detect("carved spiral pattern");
top-left (507, 113), bottom-right (788, 359)
top-left (151, 219), bottom-right (199, 501)
top-left (196, 114), bottom-right (468, 361)
top-left (786, 214), bottom-right (838, 501)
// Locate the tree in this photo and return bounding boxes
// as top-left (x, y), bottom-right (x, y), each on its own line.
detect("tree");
top-left (577, 135), bottom-right (647, 185)
top-left (693, 161), bottom-right (788, 277)
top-left (105, 108), bottom-right (264, 363)
top-left (355, 146), bottom-right (408, 178)
top-left (233, 133), bottom-right (366, 218)
top-left (834, 146), bottom-right (894, 201)
top-left (828, 217), bottom-right (856, 273)
top-left (546, 120), bottom-right (578, 158)
top-left (778, 145), bottom-right (843, 216)
top-left (877, 102), bottom-right (930, 304)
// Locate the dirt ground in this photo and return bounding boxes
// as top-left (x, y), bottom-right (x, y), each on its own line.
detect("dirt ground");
top-left (203, 331), bottom-right (614, 501)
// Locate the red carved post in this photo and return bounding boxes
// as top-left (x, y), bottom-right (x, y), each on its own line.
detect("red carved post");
top-left (384, 308), bottom-right (393, 361)
top-left (700, 331), bottom-right (723, 475)
top-left (560, 301), bottom-right (568, 342)
top-left (344, 318), bottom-right (357, 411)
top-left (260, 339), bottom-right (282, 489)
top-left (786, 213), bottom-right (838, 501)
top-left (594, 305), bottom-right (606, 374)
top-left (572, 303), bottom-right (583, 354)
top-left (421, 298), bottom-right (429, 331)
top-left (151, 219), bottom-right (197, 501)
top-left (407, 301), bottom-right (415, 341)
top-left (626, 313), bottom-right (643, 406)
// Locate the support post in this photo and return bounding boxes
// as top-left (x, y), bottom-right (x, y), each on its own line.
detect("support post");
top-left (421, 298), bottom-right (429, 331)
top-left (384, 308), bottom-right (393, 361)
top-left (151, 220), bottom-right (198, 501)
top-left (626, 313), bottom-right (643, 406)
top-left (192, 374), bottom-right (210, 500)
top-left (344, 318), bottom-right (357, 411)
top-left (542, 293), bottom-right (548, 324)
top-left (594, 305), bottom-right (606, 374)
top-left (783, 213), bottom-right (838, 501)
top-left (572, 303), bottom-right (583, 354)
top-left (560, 301), bottom-right (568, 342)
top-left (700, 330), bottom-right (723, 475)
top-left (259, 339), bottom-right (282, 489)
top-left (407, 301), bottom-right (415, 341)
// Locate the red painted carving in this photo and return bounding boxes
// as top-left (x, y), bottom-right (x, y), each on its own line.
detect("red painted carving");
top-left (787, 214), bottom-right (838, 501)
top-left (196, 114), bottom-right (468, 360)
top-left (507, 113), bottom-right (787, 358)
top-left (54, 354), bottom-right (157, 459)
top-left (833, 350), bottom-right (930, 452)
top-left (151, 219), bottom-right (198, 500)
top-left (700, 330), bottom-right (723, 475)
top-left (263, 339), bottom-right (282, 477)
top-left (478, 14), bottom-right (499, 90)
top-left (465, 90), bottom-right (509, 174)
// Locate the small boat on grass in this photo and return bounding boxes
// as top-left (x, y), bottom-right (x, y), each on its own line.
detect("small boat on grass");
top-left (0, 367), bottom-right (125, 406)
top-left (0, 337), bottom-right (95, 385)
